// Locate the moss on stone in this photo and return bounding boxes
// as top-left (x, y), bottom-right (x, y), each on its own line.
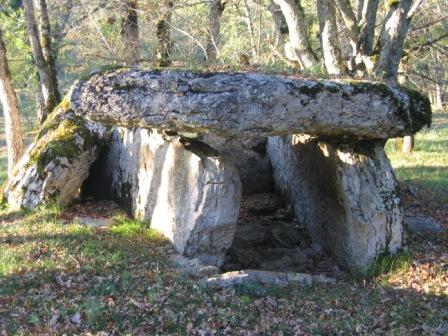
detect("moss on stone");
top-left (345, 80), bottom-right (406, 118)
top-left (344, 80), bottom-right (432, 133)
top-left (59, 95), bottom-right (71, 111)
top-left (286, 81), bottom-right (341, 100)
top-left (34, 141), bottom-right (81, 175)
top-left (404, 87), bottom-right (432, 131)
top-left (387, 0), bottom-right (400, 7)
top-left (36, 95), bottom-right (73, 140)
top-left (79, 64), bottom-right (127, 83)
top-left (29, 114), bottom-right (98, 175)
top-left (345, 80), bottom-right (393, 97)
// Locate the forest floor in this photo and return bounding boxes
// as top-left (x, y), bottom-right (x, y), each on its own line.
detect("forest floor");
top-left (0, 114), bottom-right (447, 335)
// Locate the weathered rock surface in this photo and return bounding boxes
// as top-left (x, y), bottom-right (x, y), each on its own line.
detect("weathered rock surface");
top-left (70, 69), bottom-right (431, 140)
top-left (404, 216), bottom-right (445, 234)
top-left (170, 254), bottom-right (220, 277)
top-left (206, 269), bottom-right (336, 288)
top-left (2, 106), bottom-right (108, 209)
top-left (268, 136), bottom-right (403, 271)
top-left (201, 134), bottom-right (273, 194)
top-left (83, 127), bottom-right (242, 266)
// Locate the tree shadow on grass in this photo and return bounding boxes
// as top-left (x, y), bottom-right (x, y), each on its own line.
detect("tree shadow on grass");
top-left (393, 166), bottom-right (448, 187)
top-left (413, 140), bottom-right (448, 152)
top-left (0, 224), bottom-right (447, 335)
top-left (394, 166), bottom-right (448, 206)
top-left (0, 209), bottom-right (30, 224)
top-left (0, 225), bottom-right (179, 334)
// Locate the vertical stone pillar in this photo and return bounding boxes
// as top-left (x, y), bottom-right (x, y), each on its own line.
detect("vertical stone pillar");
top-left (84, 128), bottom-right (242, 266)
top-left (268, 135), bottom-right (403, 271)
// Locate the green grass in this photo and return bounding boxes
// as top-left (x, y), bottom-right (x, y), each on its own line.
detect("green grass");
top-left (109, 213), bottom-right (151, 237)
top-left (366, 252), bottom-right (412, 279)
top-left (385, 113), bottom-right (448, 205)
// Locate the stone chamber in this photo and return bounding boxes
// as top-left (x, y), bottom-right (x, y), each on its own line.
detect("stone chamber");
top-left (2, 69), bottom-right (432, 276)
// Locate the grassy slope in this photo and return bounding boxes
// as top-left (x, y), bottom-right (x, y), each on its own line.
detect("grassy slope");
top-left (0, 116), bottom-right (447, 335)
top-left (385, 113), bottom-right (448, 205)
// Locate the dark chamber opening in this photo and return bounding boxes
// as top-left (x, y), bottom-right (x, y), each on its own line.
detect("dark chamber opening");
top-left (222, 193), bottom-right (345, 279)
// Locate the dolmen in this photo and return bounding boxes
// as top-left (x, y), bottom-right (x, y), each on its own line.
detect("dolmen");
top-left (2, 68), bottom-right (431, 272)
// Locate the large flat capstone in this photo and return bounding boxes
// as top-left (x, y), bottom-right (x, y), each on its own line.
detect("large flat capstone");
top-left (70, 69), bottom-right (431, 140)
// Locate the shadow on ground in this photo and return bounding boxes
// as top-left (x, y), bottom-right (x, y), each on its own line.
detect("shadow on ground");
top-left (0, 205), bottom-right (446, 335)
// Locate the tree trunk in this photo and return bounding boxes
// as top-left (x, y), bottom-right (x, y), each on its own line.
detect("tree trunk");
top-left (35, 0), bottom-right (58, 77)
top-left (272, 0), bottom-right (317, 69)
top-left (334, 0), bottom-right (359, 56)
top-left (357, 0), bottom-right (378, 56)
top-left (432, 49), bottom-right (444, 110)
top-left (206, 0), bottom-right (226, 63)
top-left (268, 0), bottom-right (287, 47)
top-left (433, 83), bottom-right (443, 110)
top-left (374, 0), bottom-right (413, 80)
top-left (242, 0), bottom-right (258, 62)
top-left (356, 0), bottom-right (379, 74)
top-left (121, 0), bottom-right (140, 65)
top-left (317, 0), bottom-right (347, 75)
top-left (156, 0), bottom-right (173, 67)
top-left (34, 87), bottom-right (45, 124)
top-left (397, 58), bottom-right (415, 153)
top-left (0, 30), bottom-right (25, 177)
top-left (267, 1), bottom-right (300, 67)
top-left (23, 0), bottom-right (60, 122)
top-left (333, 0), bottom-right (379, 75)
top-left (402, 135), bottom-right (414, 153)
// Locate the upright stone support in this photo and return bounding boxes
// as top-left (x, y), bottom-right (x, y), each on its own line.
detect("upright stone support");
top-left (267, 135), bottom-right (403, 271)
top-left (2, 107), bottom-right (108, 209)
top-left (201, 134), bottom-right (273, 194)
top-left (84, 128), bottom-right (242, 266)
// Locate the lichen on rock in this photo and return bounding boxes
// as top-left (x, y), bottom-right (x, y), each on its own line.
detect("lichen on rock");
top-left (267, 135), bottom-right (403, 272)
top-left (2, 106), bottom-right (109, 210)
top-left (70, 69), bottom-right (432, 140)
top-left (81, 127), bottom-right (242, 266)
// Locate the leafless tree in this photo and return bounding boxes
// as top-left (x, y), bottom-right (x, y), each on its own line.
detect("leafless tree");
top-left (156, 0), bottom-right (174, 67)
top-left (0, 29), bottom-right (24, 177)
top-left (121, 0), bottom-right (140, 64)
top-left (317, 0), bottom-right (346, 75)
top-left (272, 0), bottom-right (317, 69)
top-left (206, 0), bottom-right (226, 63)
top-left (23, 0), bottom-right (60, 122)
